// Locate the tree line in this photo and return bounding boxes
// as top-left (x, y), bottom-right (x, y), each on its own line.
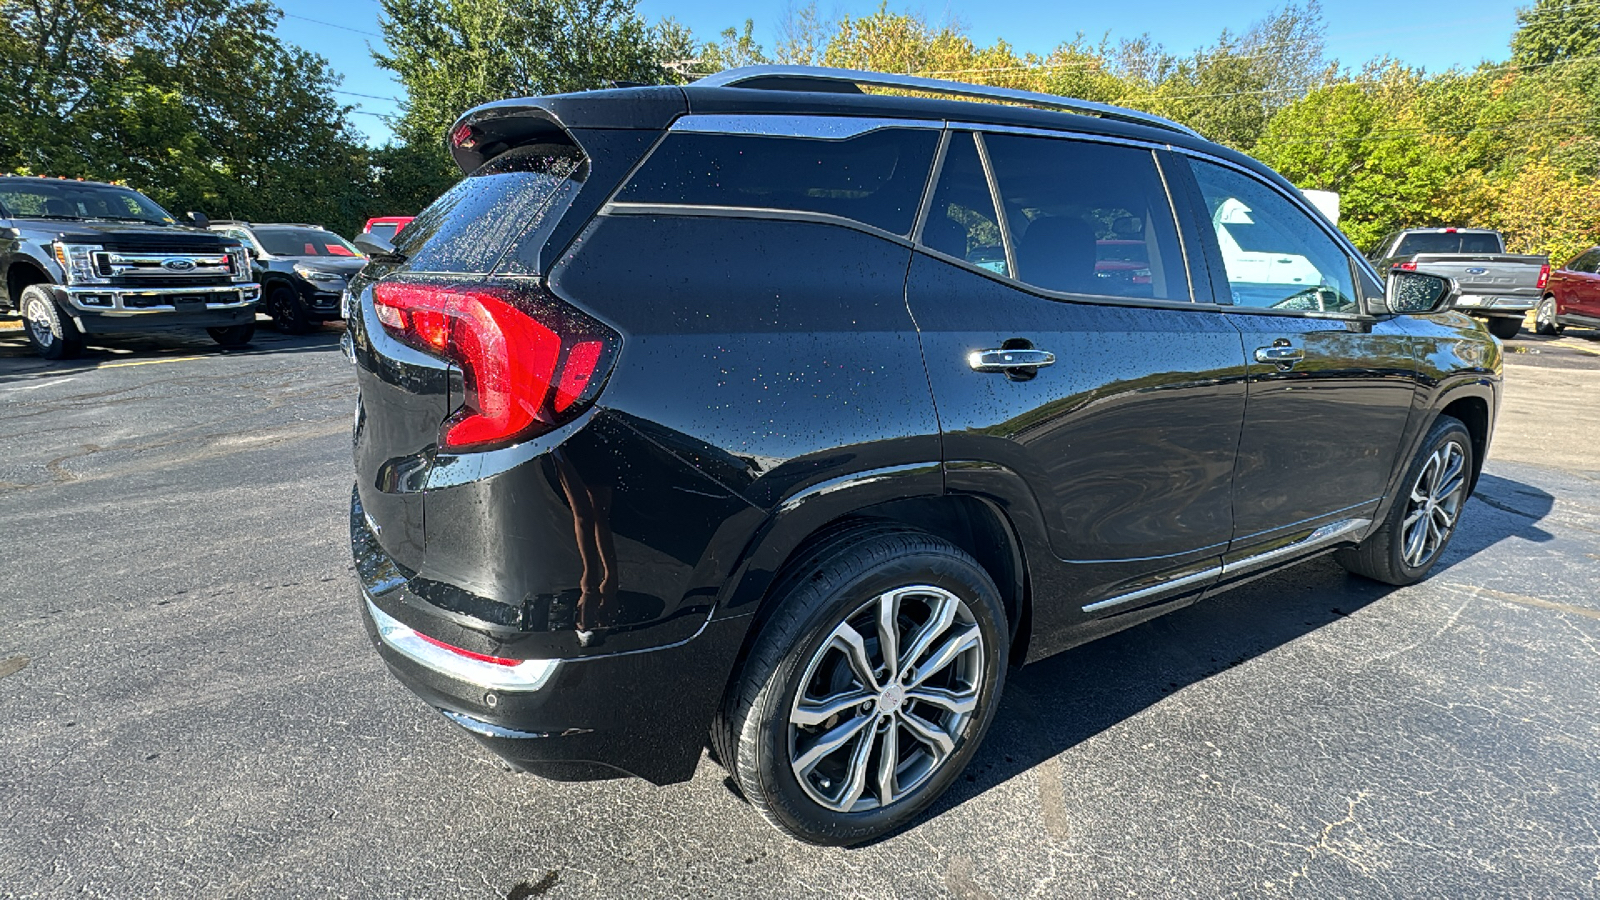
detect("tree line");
top-left (2, 0), bottom-right (1595, 260)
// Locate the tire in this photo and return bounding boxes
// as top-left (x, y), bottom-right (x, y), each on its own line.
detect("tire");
top-left (1534, 296), bottom-right (1563, 336)
top-left (715, 526), bottom-right (1009, 846)
top-left (1485, 316), bottom-right (1521, 340)
top-left (207, 323), bottom-right (255, 347)
top-left (264, 283), bottom-right (312, 334)
top-left (20, 285), bottom-right (84, 360)
top-left (1336, 415), bottom-right (1473, 586)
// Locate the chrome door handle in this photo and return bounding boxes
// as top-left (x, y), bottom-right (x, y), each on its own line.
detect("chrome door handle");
top-left (1254, 345), bottom-right (1304, 364)
top-left (968, 348), bottom-right (1056, 372)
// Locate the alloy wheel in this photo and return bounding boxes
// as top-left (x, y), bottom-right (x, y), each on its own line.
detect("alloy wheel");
top-left (1536, 298), bottom-right (1556, 332)
top-left (787, 585), bottom-right (984, 814)
top-left (24, 298), bottom-right (54, 349)
top-left (1401, 440), bottom-right (1467, 568)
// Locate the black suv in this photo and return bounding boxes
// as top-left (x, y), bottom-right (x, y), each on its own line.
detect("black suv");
top-left (347, 66), bottom-right (1501, 845)
top-left (208, 222), bottom-right (365, 333)
top-left (0, 176), bottom-right (259, 358)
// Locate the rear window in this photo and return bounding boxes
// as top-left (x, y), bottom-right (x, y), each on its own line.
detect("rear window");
top-left (255, 228), bottom-right (360, 257)
top-left (1394, 232), bottom-right (1503, 256)
top-left (614, 128), bottom-right (940, 236)
top-left (395, 143), bottom-right (587, 275)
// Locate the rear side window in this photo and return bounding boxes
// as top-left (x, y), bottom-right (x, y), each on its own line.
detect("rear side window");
top-left (615, 127), bottom-right (939, 236)
top-left (983, 134), bottom-right (1189, 301)
top-left (921, 133), bottom-right (1007, 275)
top-left (1393, 232), bottom-right (1503, 256)
top-left (396, 143), bottom-right (586, 275)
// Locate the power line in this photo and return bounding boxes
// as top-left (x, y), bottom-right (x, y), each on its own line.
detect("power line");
top-left (282, 13), bottom-right (384, 39)
top-left (331, 89), bottom-right (402, 102)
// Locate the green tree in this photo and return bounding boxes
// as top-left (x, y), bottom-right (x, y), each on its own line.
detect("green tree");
top-left (1511, 0), bottom-right (1600, 66)
top-left (0, 0), bottom-right (376, 235)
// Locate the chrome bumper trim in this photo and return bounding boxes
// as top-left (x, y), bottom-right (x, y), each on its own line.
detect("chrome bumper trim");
top-left (366, 598), bottom-right (559, 692)
top-left (62, 284), bottom-right (260, 313)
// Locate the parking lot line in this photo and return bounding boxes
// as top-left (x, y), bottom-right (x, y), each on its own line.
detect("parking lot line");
top-left (97, 355), bottom-right (206, 370)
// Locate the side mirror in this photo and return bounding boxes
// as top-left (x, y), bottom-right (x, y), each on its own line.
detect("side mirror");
top-left (187, 211), bottom-right (209, 229)
top-left (353, 230), bottom-right (399, 260)
top-left (1383, 270), bottom-right (1457, 315)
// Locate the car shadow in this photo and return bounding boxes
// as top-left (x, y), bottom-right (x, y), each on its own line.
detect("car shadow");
top-left (884, 469), bottom-right (1556, 843)
top-left (0, 319), bottom-right (345, 385)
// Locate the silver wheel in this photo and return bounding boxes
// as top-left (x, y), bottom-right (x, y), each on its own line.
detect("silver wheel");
top-left (1400, 440), bottom-right (1467, 568)
top-left (24, 297), bottom-right (55, 348)
top-left (787, 585), bottom-right (983, 814)
top-left (1536, 297), bottom-right (1561, 335)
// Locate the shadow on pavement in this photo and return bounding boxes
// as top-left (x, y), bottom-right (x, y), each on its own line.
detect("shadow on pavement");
top-left (893, 469), bottom-right (1557, 842)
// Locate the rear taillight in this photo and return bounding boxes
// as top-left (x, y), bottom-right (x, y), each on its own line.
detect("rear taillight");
top-left (1536, 263), bottom-right (1550, 290)
top-left (1396, 262), bottom-right (1417, 271)
top-left (372, 281), bottom-right (616, 451)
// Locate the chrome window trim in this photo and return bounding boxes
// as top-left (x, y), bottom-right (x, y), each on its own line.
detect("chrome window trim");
top-left (971, 132), bottom-right (1017, 279)
top-left (910, 130), bottom-right (952, 247)
top-left (945, 120), bottom-right (1172, 151)
top-left (601, 201), bottom-right (917, 246)
top-left (668, 113), bottom-right (941, 139)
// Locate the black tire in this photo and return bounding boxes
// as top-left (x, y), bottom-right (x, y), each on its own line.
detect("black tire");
top-left (1485, 316), bottom-right (1521, 340)
top-left (264, 284), bottom-right (312, 334)
top-left (1534, 296), bottom-right (1563, 336)
top-left (207, 323), bottom-right (255, 347)
top-left (715, 526), bottom-right (1009, 846)
top-left (19, 285), bottom-right (84, 360)
top-left (1336, 415), bottom-right (1473, 586)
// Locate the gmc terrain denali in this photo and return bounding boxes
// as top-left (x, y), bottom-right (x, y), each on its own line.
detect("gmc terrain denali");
top-left (347, 67), bottom-right (1501, 845)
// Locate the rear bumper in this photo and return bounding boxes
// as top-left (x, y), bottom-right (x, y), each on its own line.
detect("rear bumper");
top-left (352, 488), bottom-right (750, 784)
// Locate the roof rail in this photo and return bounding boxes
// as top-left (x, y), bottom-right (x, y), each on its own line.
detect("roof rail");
top-left (693, 65), bottom-right (1200, 138)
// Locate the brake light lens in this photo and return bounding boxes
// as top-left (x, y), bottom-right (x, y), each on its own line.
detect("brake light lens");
top-left (372, 282), bottom-right (616, 451)
top-left (1536, 263), bottom-right (1550, 290)
top-left (1396, 262), bottom-right (1417, 271)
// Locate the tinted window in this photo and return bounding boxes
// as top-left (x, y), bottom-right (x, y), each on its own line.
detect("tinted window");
top-left (0, 182), bottom-right (173, 224)
top-left (255, 227), bottom-right (360, 257)
top-left (983, 134), bottom-right (1188, 300)
top-left (919, 133), bottom-right (1007, 276)
top-left (616, 127), bottom-right (939, 236)
top-left (1570, 249), bottom-right (1600, 273)
top-left (367, 223), bottom-right (398, 241)
top-left (1190, 161), bottom-right (1356, 313)
top-left (398, 143), bottom-right (586, 275)
top-left (1393, 231), bottom-right (1503, 256)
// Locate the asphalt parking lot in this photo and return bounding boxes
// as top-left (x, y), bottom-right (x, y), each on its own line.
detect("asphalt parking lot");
top-left (2, 318), bottom-right (1598, 898)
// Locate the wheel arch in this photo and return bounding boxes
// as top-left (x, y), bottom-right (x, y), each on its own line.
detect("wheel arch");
top-left (5, 257), bottom-right (53, 310)
top-left (1439, 393), bottom-right (1491, 493)
top-left (709, 477), bottom-right (1035, 726)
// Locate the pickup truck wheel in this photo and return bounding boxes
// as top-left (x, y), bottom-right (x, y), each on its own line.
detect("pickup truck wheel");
top-left (265, 284), bottom-right (312, 334)
top-left (1534, 297), bottom-right (1563, 335)
top-left (1337, 415), bottom-right (1473, 586)
top-left (20, 286), bottom-right (84, 360)
top-left (715, 528), bottom-right (1008, 846)
top-left (1485, 316), bottom-right (1521, 340)
top-left (207, 323), bottom-right (255, 348)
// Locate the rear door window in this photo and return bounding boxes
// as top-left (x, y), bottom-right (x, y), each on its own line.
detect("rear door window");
top-left (615, 125), bottom-right (939, 236)
top-left (980, 133), bottom-right (1189, 301)
top-left (919, 133), bottom-right (1008, 276)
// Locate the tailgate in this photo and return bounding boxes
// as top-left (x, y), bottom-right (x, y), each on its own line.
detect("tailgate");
top-left (1407, 254), bottom-right (1548, 303)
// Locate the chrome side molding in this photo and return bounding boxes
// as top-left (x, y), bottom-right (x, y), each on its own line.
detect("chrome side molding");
top-left (1081, 518), bottom-right (1371, 614)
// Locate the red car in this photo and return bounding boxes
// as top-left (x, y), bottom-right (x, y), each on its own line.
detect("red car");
top-left (1536, 246), bottom-right (1600, 334)
top-left (362, 215), bottom-right (414, 244)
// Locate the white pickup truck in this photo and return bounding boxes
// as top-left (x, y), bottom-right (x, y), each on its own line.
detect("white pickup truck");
top-left (1367, 228), bottom-right (1550, 339)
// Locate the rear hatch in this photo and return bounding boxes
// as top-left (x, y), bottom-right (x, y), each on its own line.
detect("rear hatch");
top-left (349, 88), bottom-right (684, 573)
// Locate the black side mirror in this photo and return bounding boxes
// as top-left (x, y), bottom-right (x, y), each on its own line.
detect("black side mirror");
top-left (1383, 271), bottom-right (1457, 315)
top-left (353, 230), bottom-right (400, 261)
top-left (187, 211), bottom-right (209, 229)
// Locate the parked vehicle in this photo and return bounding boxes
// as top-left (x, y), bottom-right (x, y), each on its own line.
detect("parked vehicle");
top-left (0, 175), bottom-right (258, 357)
top-left (346, 66), bottom-right (1501, 846)
top-left (1535, 246), bottom-right (1600, 335)
top-left (1367, 228), bottom-right (1549, 339)
top-left (208, 222), bottom-right (364, 333)
top-left (362, 216), bottom-right (414, 244)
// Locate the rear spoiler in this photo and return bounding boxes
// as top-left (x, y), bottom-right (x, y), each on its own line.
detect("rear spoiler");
top-left (446, 87), bottom-right (687, 174)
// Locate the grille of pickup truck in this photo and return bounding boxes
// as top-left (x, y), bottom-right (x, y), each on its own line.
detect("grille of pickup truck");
top-left (93, 250), bottom-right (235, 280)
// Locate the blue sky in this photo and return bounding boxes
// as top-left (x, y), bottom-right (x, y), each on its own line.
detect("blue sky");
top-left (275, 0), bottom-right (1533, 146)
